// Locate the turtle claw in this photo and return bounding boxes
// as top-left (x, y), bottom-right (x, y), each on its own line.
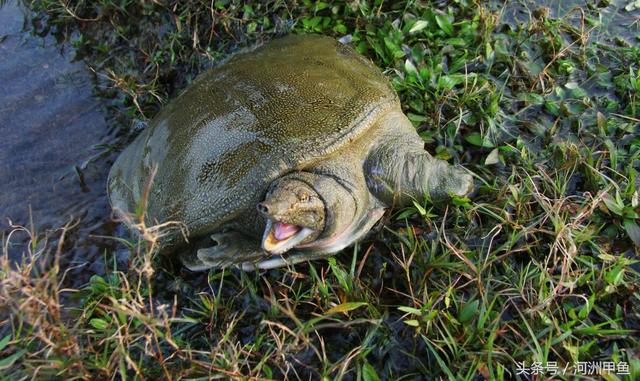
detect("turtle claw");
top-left (182, 255), bottom-right (213, 272)
top-left (195, 247), bottom-right (230, 269)
top-left (195, 232), bottom-right (245, 268)
top-left (447, 166), bottom-right (475, 197)
top-left (427, 161), bottom-right (475, 200)
top-left (182, 231), bottom-right (267, 271)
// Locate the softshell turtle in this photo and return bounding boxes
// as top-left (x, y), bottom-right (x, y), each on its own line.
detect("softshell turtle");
top-left (108, 34), bottom-right (474, 271)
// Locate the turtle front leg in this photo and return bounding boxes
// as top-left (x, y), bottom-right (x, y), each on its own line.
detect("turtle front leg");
top-left (182, 231), bottom-right (267, 271)
top-left (364, 111), bottom-right (474, 206)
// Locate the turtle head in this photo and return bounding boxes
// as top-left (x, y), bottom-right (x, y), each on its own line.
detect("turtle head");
top-left (258, 172), bottom-right (378, 257)
top-left (258, 178), bottom-right (325, 254)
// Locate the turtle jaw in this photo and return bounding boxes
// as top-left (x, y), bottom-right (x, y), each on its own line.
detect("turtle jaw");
top-left (261, 219), bottom-right (316, 255)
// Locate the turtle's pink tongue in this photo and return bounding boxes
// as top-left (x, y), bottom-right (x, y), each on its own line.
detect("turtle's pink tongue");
top-left (274, 222), bottom-right (300, 241)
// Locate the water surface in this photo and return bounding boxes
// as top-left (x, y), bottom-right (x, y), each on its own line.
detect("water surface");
top-left (0, 1), bottom-right (117, 278)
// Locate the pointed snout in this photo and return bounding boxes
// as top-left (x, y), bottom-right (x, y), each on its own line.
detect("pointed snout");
top-left (257, 201), bottom-right (287, 219)
top-left (257, 202), bottom-right (271, 216)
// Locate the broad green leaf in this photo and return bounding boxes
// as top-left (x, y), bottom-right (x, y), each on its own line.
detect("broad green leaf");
top-left (451, 195), bottom-right (471, 207)
top-left (435, 14), bottom-right (453, 36)
top-left (437, 74), bottom-right (466, 90)
top-left (362, 362), bottom-right (381, 381)
top-left (383, 36), bottom-right (404, 58)
top-left (623, 219), bottom-right (640, 246)
top-left (333, 23), bottom-right (347, 34)
top-left (423, 310), bottom-right (438, 321)
top-left (446, 37), bottom-right (467, 46)
top-left (409, 20), bottom-right (429, 33)
top-left (90, 318), bottom-right (109, 330)
top-left (459, 299), bottom-right (479, 324)
top-left (545, 101), bottom-right (561, 116)
top-left (403, 319), bottom-right (420, 327)
top-left (527, 92), bottom-right (545, 104)
top-left (395, 208), bottom-right (418, 220)
top-left (605, 265), bottom-right (625, 286)
top-left (314, 1), bottom-right (329, 11)
top-left (325, 302), bottom-right (367, 315)
top-left (602, 194), bottom-right (624, 216)
top-left (398, 306), bottom-right (422, 315)
top-left (465, 132), bottom-right (494, 148)
top-left (412, 200), bottom-right (427, 216)
top-left (404, 59), bottom-right (418, 76)
top-left (407, 112), bottom-right (427, 123)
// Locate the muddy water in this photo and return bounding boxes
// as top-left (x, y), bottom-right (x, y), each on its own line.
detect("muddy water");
top-left (495, 0), bottom-right (640, 44)
top-left (0, 1), bottom-right (118, 279)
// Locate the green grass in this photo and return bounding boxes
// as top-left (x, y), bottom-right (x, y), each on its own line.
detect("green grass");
top-left (2, 0), bottom-right (639, 379)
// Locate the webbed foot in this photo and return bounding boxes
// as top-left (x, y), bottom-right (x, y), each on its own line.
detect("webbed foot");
top-left (426, 161), bottom-right (475, 200)
top-left (182, 231), bottom-right (264, 271)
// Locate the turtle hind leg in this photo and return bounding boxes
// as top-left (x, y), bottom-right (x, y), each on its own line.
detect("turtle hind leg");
top-left (182, 231), bottom-right (265, 271)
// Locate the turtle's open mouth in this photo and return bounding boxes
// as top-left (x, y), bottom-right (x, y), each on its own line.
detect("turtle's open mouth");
top-left (261, 219), bottom-right (315, 254)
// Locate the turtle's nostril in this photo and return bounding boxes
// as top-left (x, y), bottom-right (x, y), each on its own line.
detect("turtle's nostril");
top-left (257, 203), bottom-right (270, 215)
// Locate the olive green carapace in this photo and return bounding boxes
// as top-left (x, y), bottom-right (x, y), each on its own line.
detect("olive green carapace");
top-left (109, 35), bottom-right (397, 241)
top-left (108, 34), bottom-right (474, 270)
